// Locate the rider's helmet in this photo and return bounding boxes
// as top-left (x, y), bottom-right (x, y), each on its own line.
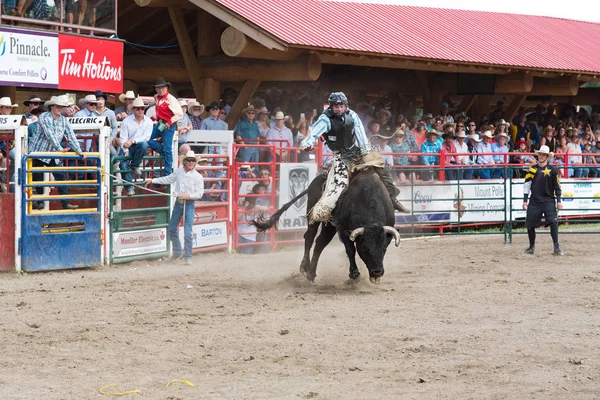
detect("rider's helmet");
top-left (328, 92), bottom-right (348, 107)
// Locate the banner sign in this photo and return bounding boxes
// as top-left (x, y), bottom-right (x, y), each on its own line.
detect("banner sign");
top-left (58, 34), bottom-right (124, 93)
top-left (0, 28), bottom-right (59, 88)
top-left (112, 228), bottom-right (167, 258)
top-left (179, 221), bottom-right (228, 249)
top-left (277, 163), bottom-right (318, 230)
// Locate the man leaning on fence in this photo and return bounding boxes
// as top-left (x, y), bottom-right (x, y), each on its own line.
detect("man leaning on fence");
top-left (120, 97), bottom-right (152, 196)
top-left (144, 150), bottom-right (204, 265)
top-left (29, 95), bottom-right (86, 210)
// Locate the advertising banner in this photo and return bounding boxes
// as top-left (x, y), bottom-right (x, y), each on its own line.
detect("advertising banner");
top-left (277, 163), bottom-right (318, 230)
top-left (112, 228), bottom-right (167, 258)
top-left (178, 221), bottom-right (228, 249)
top-left (0, 28), bottom-right (59, 88)
top-left (58, 34), bottom-right (123, 93)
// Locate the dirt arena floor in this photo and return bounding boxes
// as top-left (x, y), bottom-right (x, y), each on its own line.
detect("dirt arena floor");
top-left (1, 233), bottom-right (599, 399)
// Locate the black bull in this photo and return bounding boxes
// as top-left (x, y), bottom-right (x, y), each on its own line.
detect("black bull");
top-left (251, 167), bottom-right (400, 283)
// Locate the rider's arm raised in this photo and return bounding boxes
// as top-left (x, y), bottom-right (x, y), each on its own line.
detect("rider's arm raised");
top-left (349, 110), bottom-right (372, 153)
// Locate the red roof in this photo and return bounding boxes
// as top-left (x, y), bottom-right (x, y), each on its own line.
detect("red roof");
top-left (215, 0), bottom-right (600, 74)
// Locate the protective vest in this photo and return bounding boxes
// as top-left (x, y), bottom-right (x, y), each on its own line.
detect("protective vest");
top-left (322, 109), bottom-right (355, 152)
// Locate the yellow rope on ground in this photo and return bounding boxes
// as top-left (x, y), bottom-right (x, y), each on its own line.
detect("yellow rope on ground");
top-left (165, 379), bottom-right (195, 388)
top-left (99, 383), bottom-right (141, 396)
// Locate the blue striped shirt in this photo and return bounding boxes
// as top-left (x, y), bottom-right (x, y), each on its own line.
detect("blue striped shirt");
top-left (301, 110), bottom-right (371, 153)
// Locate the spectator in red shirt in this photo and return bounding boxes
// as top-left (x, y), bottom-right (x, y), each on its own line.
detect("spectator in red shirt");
top-left (147, 77), bottom-right (183, 176)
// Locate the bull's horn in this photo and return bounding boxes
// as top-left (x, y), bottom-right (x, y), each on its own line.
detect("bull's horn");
top-left (349, 227), bottom-right (365, 241)
top-left (383, 226), bottom-right (401, 247)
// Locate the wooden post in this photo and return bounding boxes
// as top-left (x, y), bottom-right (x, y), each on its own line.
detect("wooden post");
top-left (528, 76), bottom-right (580, 96)
top-left (200, 77), bottom-right (220, 105)
top-left (495, 73), bottom-right (534, 94)
top-left (197, 9), bottom-right (221, 57)
top-left (168, 6), bottom-right (208, 102)
top-left (478, 95), bottom-right (492, 122)
top-left (503, 95), bottom-right (527, 122)
top-left (455, 95), bottom-right (477, 114)
top-left (225, 80), bottom-right (261, 128)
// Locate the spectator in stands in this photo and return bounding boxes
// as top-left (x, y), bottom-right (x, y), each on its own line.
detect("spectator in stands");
top-left (23, 95), bottom-right (42, 119)
top-left (177, 100), bottom-right (193, 145)
top-left (115, 91), bottom-right (135, 121)
top-left (439, 102), bottom-right (454, 124)
top-left (372, 133), bottom-right (393, 168)
top-left (144, 150), bottom-right (204, 265)
top-left (252, 183), bottom-right (271, 211)
top-left (198, 157), bottom-right (219, 202)
top-left (29, 95), bottom-right (84, 210)
top-left (512, 114), bottom-right (531, 148)
top-left (466, 119), bottom-right (478, 136)
top-left (511, 138), bottom-right (535, 178)
top-left (235, 105), bottom-right (261, 163)
top-left (495, 119), bottom-right (510, 142)
top-left (539, 125), bottom-right (557, 153)
top-left (189, 102), bottom-right (204, 130)
top-left (413, 122), bottom-right (428, 150)
top-left (219, 106), bottom-right (228, 122)
top-left (491, 132), bottom-right (509, 178)
top-left (355, 102), bottom-right (373, 129)
top-left (265, 111), bottom-right (294, 162)
top-left (567, 133), bottom-right (588, 178)
top-left (490, 100), bottom-right (504, 123)
top-left (257, 106), bottom-right (271, 162)
top-left (423, 113), bottom-right (434, 130)
top-left (376, 108), bottom-right (393, 137)
top-left (237, 196), bottom-right (257, 254)
top-left (148, 78), bottom-right (183, 176)
top-left (582, 127), bottom-right (595, 149)
top-left (554, 135), bottom-right (569, 176)
top-left (389, 128), bottom-right (411, 182)
top-left (476, 131), bottom-right (495, 179)
top-left (582, 142), bottom-right (599, 177)
top-left (120, 97), bottom-right (152, 196)
top-left (421, 130), bottom-right (442, 181)
top-left (75, 94), bottom-right (97, 118)
top-left (201, 101), bottom-right (227, 131)
top-left (453, 130), bottom-right (473, 180)
top-left (441, 131), bottom-right (457, 180)
top-left (0, 97), bottom-right (17, 115)
top-left (93, 90), bottom-right (119, 157)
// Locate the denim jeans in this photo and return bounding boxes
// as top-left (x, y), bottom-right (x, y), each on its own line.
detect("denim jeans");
top-left (121, 142), bottom-right (149, 190)
top-left (491, 167), bottom-right (505, 179)
top-left (477, 168), bottom-right (491, 179)
top-left (573, 167), bottom-right (589, 178)
top-left (32, 159), bottom-right (70, 208)
top-left (148, 124), bottom-right (176, 175)
top-left (238, 147), bottom-right (259, 164)
top-left (168, 200), bottom-right (195, 259)
top-left (459, 166), bottom-right (474, 180)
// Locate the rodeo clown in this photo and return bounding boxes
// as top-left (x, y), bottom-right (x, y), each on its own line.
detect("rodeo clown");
top-left (301, 92), bottom-right (410, 222)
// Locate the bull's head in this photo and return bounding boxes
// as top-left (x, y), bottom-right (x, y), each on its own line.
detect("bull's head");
top-left (350, 226), bottom-right (400, 283)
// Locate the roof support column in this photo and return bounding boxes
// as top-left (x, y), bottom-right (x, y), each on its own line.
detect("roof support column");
top-left (503, 95), bottom-right (527, 123)
top-left (200, 77), bottom-right (221, 107)
top-left (197, 9), bottom-right (221, 57)
top-left (225, 80), bottom-right (261, 128)
top-left (455, 95), bottom-right (477, 115)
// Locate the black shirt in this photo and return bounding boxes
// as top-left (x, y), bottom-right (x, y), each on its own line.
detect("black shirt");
top-left (523, 163), bottom-right (562, 203)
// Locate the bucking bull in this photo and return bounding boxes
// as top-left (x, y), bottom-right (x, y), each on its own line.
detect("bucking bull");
top-left (251, 166), bottom-right (400, 283)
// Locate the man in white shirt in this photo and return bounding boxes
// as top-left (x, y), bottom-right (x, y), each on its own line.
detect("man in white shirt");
top-left (120, 97), bottom-right (153, 195)
top-left (265, 111), bottom-right (294, 162)
top-left (144, 150), bottom-right (204, 265)
top-left (453, 130), bottom-right (472, 179)
top-left (475, 130), bottom-right (495, 179)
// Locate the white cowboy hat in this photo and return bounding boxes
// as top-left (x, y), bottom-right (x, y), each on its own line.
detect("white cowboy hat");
top-left (131, 97), bottom-right (146, 108)
top-left (456, 131), bottom-right (467, 138)
top-left (496, 119), bottom-right (509, 127)
top-left (77, 94), bottom-right (98, 108)
top-left (178, 100), bottom-right (189, 108)
top-left (427, 129), bottom-right (442, 136)
top-left (481, 130), bottom-right (494, 139)
top-left (258, 106), bottom-right (269, 115)
top-left (190, 101), bottom-right (205, 113)
top-left (495, 132), bottom-right (509, 138)
top-left (45, 95), bottom-right (71, 108)
top-left (118, 90), bottom-right (136, 103)
top-left (275, 111), bottom-right (285, 120)
top-left (535, 145), bottom-right (554, 158)
top-left (467, 133), bottom-right (482, 142)
top-left (179, 149), bottom-right (200, 164)
top-left (0, 97), bottom-right (18, 108)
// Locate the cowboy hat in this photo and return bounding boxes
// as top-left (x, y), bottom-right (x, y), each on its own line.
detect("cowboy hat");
top-left (29, 106), bottom-right (45, 116)
top-left (467, 133), bottom-right (482, 142)
top-left (496, 119), bottom-right (509, 127)
top-left (393, 127), bottom-right (406, 136)
top-left (495, 132), bottom-right (509, 139)
top-left (427, 129), bottom-right (442, 136)
top-left (131, 97), bottom-right (146, 108)
top-left (275, 111), bottom-right (285, 120)
top-left (377, 108), bottom-right (392, 119)
top-left (78, 94), bottom-right (98, 108)
top-left (92, 90), bottom-right (107, 102)
top-left (481, 130), bottom-right (494, 139)
top-left (178, 100), bottom-right (189, 108)
top-left (179, 150), bottom-right (200, 164)
top-left (44, 95), bottom-right (71, 108)
top-left (455, 131), bottom-right (467, 138)
top-left (442, 132), bottom-right (456, 140)
top-left (118, 90), bottom-right (136, 103)
top-left (424, 113), bottom-right (434, 119)
top-left (154, 77), bottom-right (171, 89)
top-left (206, 101), bottom-right (220, 111)
top-left (0, 97), bottom-right (18, 108)
top-left (190, 102), bottom-right (205, 113)
top-left (242, 104), bottom-right (259, 114)
top-left (258, 106), bottom-right (269, 115)
top-left (23, 95), bottom-right (42, 106)
top-left (535, 145), bottom-right (554, 158)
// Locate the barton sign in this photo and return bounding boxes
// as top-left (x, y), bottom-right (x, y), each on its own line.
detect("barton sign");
top-left (0, 27), bottom-right (59, 88)
top-left (58, 34), bottom-right (124, 93)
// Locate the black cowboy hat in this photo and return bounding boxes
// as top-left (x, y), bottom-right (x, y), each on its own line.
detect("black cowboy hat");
top-left (30, 106), bottom-right (45, 116)
top-left (24, 94), bottom-right (43, 106)
top-left (206, 101), bottom-right (220, 111)
top-left (154, 77), bottom-right (171, 89)
top-left (93, 90), bottom-right (108, 101)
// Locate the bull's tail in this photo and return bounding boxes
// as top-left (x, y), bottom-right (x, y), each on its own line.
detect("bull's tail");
top-left (250, 188), bottom-right (311, 232)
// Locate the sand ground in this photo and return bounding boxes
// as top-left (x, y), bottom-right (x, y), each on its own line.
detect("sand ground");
top-left (1, 233), bottom-right (599, 399)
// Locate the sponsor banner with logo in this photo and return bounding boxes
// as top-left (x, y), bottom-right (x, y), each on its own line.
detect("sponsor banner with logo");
top-left (112, 228), bottom-right (167, 258)
top-left (395, 179), bottom-right (600, 224)
top-left (0, 27), bottom-right (59, 88)
top-left (277, 163), bottom-right (318, 230)
top-left (58, 34), bottom-right (123, 93)
top-left (178, 221), bottom-right (228, 249)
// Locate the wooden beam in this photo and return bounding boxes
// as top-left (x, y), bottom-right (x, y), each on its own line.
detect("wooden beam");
top-left (225, 80), bottom-right (261, 128)
top-left (220, 26), bottom-right (300, 61)
top-left (477, 95), bottom-right (492, 120)
top-left (168, 6), bottom-right (205, 101)
top-left (123, 8), bottom-right (162, 36)
top-left (527, 76), bottom-right (580, 96)
top-left (552, 88), bottom-right (600, 105)
top-left (199, 77), bottom-right (220, 105)
top-left (495, 73), bottom-right (533, 94)
top-left (415, 71), bottom-right (432, 111)
top-left (456, 95), bottom-right (477, 113)
top-left (503, 95), bottom-right (527, 122)
top-left (135, 0), bottom-right (194, 7)
top-left (197, 9), bottom-right (221, 57)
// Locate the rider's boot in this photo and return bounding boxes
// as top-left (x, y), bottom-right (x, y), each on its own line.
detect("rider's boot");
top-left (375, 167), bottom-right (411, 214)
